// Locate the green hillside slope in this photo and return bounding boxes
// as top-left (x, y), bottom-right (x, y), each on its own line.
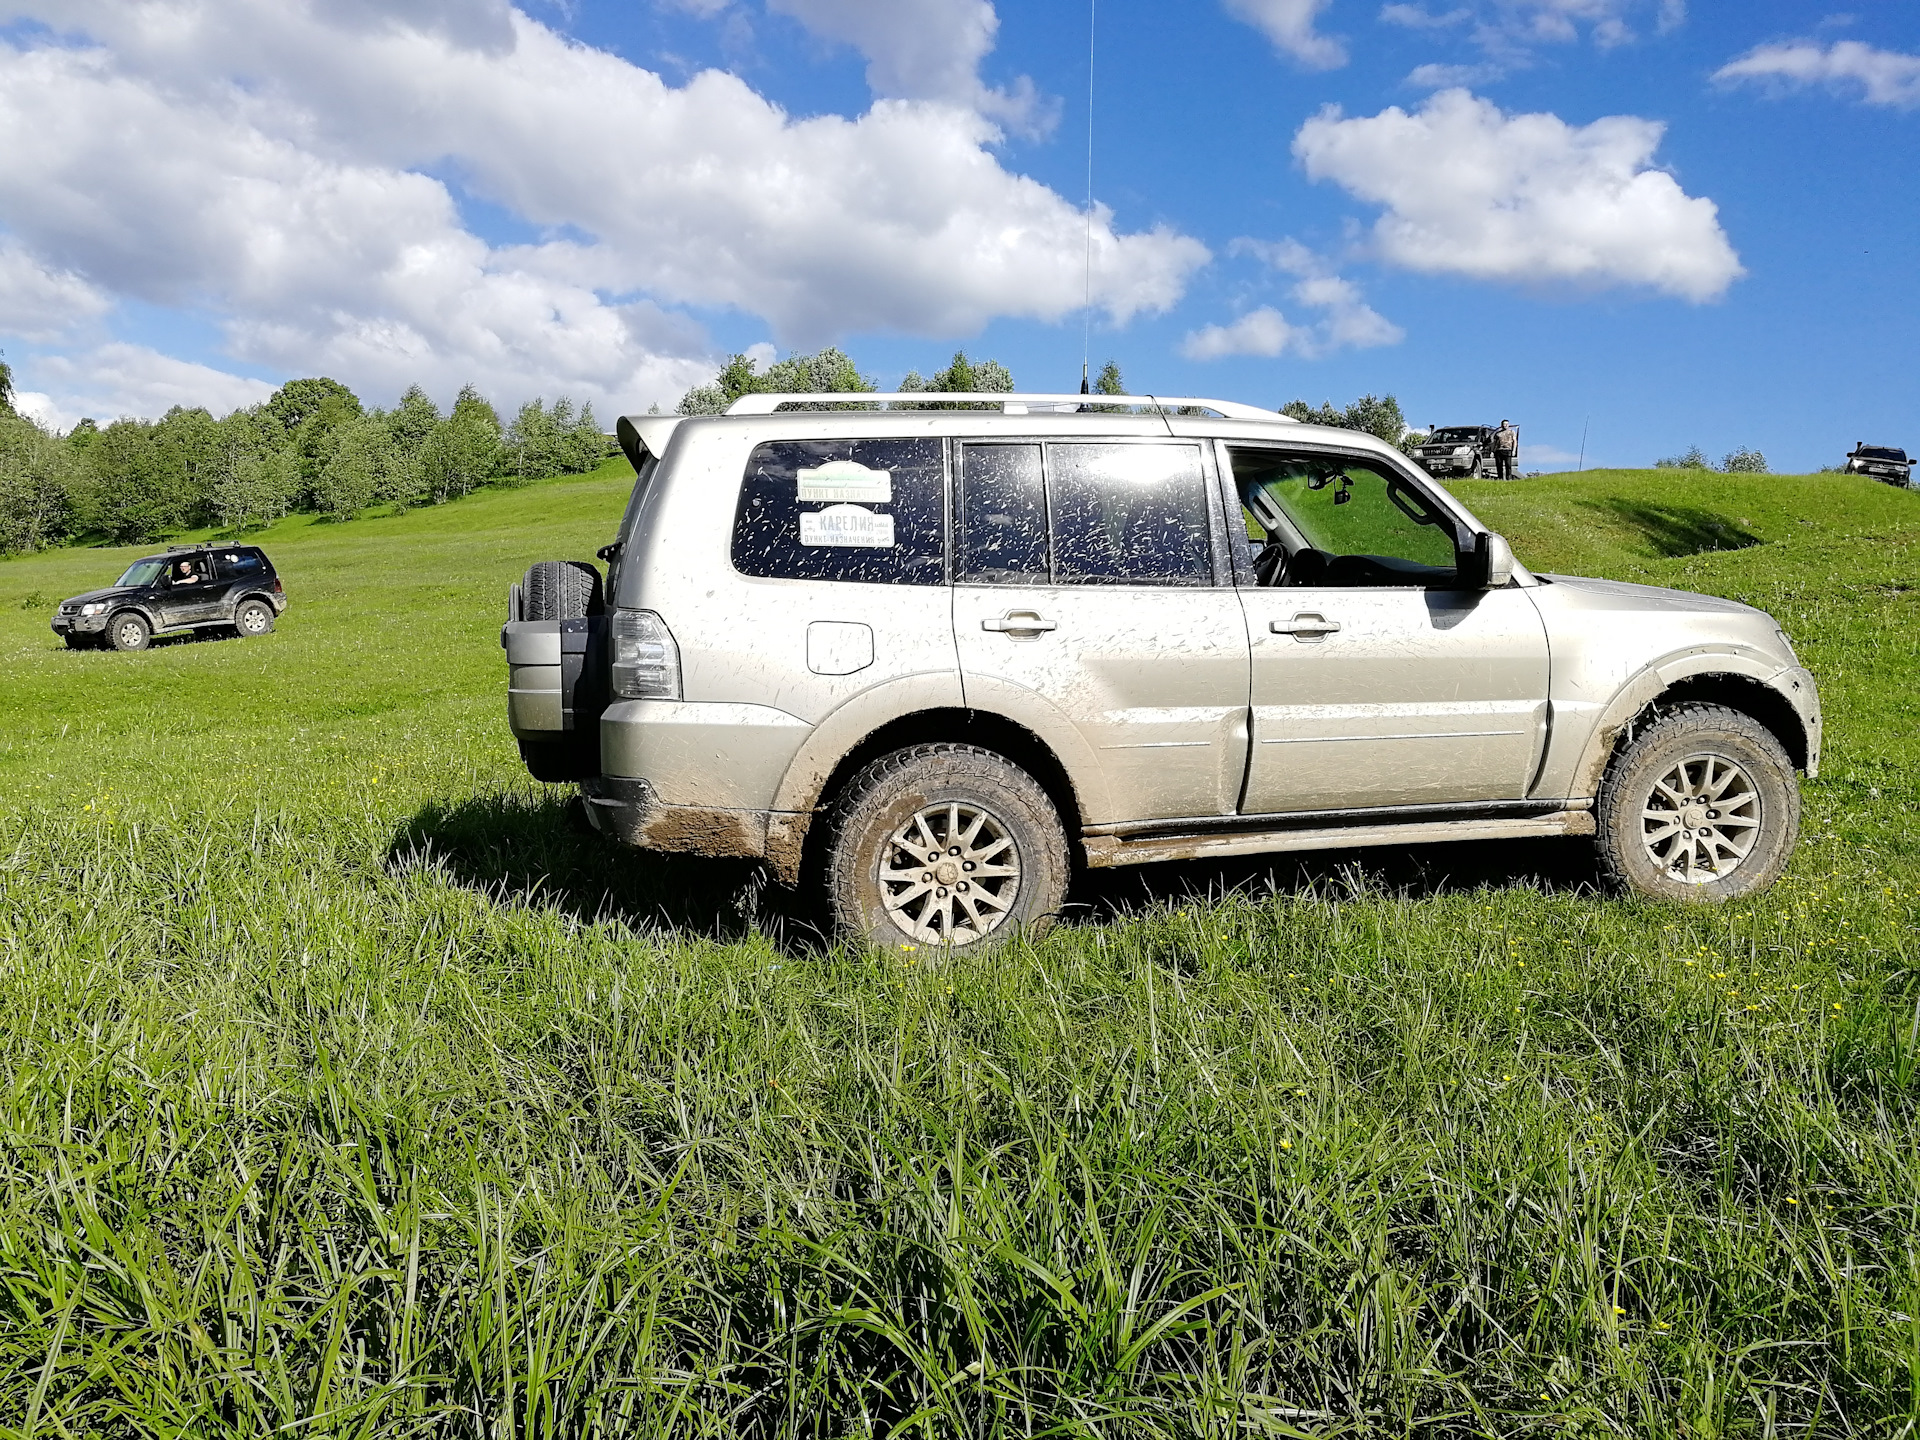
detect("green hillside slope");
top-left (0, 463), bottom-right (1917, 1433)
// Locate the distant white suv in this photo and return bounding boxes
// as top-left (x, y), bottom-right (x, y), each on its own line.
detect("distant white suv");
top-left (503, 393), bottom-right (1820, 948)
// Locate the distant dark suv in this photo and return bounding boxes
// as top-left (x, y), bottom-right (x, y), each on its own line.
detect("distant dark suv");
top-left (1410, 426), bottom-right (1499, 479)
top-left (1843, 443), bottom-right (1912, 487)
top-left (51, 543), bottom-right (287, 651)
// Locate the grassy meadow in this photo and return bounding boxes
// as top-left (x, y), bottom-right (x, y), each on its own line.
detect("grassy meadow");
top-left (1, 460), bottom-right (1918, 1436)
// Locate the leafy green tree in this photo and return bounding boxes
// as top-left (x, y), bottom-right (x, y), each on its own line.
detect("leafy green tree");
top-left (1093, 359), bottom-right (1125, 396)
top-left (1722, 447), bottom-right (1768, 474)
top-left (153, 406), bottom-right (223, 528)
top-left (65, 418), bottom-right (99, 453)
top-left (264, 377), bottom-right (362, 439)
top-left (0, 412), bottom-right (79, 554)
top-left (1282, 393), bottom-right (1408, 447)
top-left (0, 355), bottom-right (14, 416)
top-left (80, 420), bottom-right (183, 543)
top-left (421, 410), bottom-right (501, 502)
top-left (678, 347), bottom-right (875, 414)
top-left (212, 449), bottom-right (299, 532)
top-left (1654, 446), bottom-right (1712, 470)
top-left (311, 416), bottom-right (394, 520)
top-left (387, 385), bottom-right (441, 455)
top-left (505, 398), bottom-right (564, 483)
top-left (562, 401), bottom-right (609, 474)
top-left (898, 350), bottom-right (1014, 408)
top-left (451, 383), bottom-right (501, 433)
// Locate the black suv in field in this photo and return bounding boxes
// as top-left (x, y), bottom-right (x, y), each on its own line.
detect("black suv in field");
top-left (51, 543), bottom-right (287, 651)
top-left (1844, 443), bottom-right (1912, 487)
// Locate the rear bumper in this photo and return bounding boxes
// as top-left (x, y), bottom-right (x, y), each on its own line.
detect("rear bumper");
top-left (579, 773), bottom-right (774, 860)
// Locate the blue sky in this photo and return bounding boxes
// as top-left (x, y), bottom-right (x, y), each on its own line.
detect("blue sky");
top-left (0, 0), bottom-right (1914, 471)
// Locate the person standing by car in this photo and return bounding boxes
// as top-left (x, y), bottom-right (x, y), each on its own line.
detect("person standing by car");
top-left (1494, 420), bottom-right (1518, 480)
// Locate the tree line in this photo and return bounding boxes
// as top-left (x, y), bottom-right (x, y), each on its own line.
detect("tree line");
top-left (0, 365), bottom-right (614, 556)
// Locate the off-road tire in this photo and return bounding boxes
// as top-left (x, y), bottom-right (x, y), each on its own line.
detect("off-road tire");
top-left (824, 744), bottom-right (1069, 952)
top-left (107, 612), bottom-right (151, 652)
top-left (234, 600), bottom-right (275, 637)
top-left (522, 560), bottom-right (603, 621)
top-left (1595, 702), bottom-right (1799, 902)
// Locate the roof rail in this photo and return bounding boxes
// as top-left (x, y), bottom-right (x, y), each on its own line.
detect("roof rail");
top-left (722, 392), bottom-right (1292, 422)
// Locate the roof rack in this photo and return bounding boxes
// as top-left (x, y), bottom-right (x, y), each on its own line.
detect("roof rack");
top-left (723, 392), bottom-right (1291, 422)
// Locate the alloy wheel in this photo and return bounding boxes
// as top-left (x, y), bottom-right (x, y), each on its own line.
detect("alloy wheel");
top-left (878, 801), bottom-right (1021, 944)
top-left (1640, 752), bottom-right (1762, 885)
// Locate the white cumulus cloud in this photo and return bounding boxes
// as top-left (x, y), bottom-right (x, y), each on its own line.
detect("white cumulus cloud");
top-left (1293, 89), bottom-right (1742, 302)
top-left (0, 0), bottom-right (1206, 417)
top-left (1714, 39), bottom-right (1920, 110)
top-left (1182, 240), bottom-right (1403, 360)
top-left (1222, 0), bottom-right (1346, 69)
top-left (0, 238), bottom-right (112, 342)
top-left (25, 344), bottom-right (277, 429)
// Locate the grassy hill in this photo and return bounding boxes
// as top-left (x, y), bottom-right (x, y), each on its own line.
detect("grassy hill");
top-left (1, 464), bottom-right (1917, 1433)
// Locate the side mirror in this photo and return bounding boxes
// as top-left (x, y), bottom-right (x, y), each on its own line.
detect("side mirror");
top-left (1466, 531), bottom-right (1516, 589)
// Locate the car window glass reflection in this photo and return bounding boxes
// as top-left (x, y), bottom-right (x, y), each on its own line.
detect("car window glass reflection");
top-left (1232, 449), bottom-right (1460, 589)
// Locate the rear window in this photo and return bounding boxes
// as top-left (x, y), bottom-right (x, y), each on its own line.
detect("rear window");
top-left (732, 439), bottom-right (947, 584)
top-left (215, 548), bottom-right (267, 579)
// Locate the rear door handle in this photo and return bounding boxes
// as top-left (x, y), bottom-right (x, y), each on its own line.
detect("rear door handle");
top-left (1271, 614), bottom-right (1341, 639)
top-left (982, 610), bottom-right (1057, 635)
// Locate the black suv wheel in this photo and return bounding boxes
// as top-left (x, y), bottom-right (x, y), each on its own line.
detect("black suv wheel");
top-left (234, 600), bottom-right (275, 637)
top-left (107, 612), bottom-right (152, 652)
top-left (824, 744), bottom-right (1069, 951)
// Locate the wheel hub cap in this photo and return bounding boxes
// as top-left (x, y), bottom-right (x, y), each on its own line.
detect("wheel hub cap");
top-left (1640, 753), bottom-right (1761, 885)
top-left (879, 801), bottom-right (1020, 945)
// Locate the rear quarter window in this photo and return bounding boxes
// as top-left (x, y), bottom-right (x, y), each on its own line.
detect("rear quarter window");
top-left (732, 439), bottom-right (946, 584)
top-left (216, 549), bottom-right (268, 579)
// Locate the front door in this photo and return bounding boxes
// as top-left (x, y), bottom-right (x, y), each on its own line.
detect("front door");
top-left (1228, 445), bottom-right (1550, 814)
top-left (159, 554), bottom-right (224, 627)
top-left (952, 440), bottom-right (1250, 825)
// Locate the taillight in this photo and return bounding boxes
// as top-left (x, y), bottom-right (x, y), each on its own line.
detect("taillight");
top-left (272, 577), bottom-right (284, 595)
top-left (610, 609), bottom-right (681, 699)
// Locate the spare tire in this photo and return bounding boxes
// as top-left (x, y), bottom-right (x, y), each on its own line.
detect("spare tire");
top-left (521, 560), bottom-right (603, 621)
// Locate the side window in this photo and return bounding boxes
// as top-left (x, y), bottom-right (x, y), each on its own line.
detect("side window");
top-left (216, 549), bottom-right (265, 580)
top-left (167, 555), bottom-right (210, 587)
top-left (1232, 449), bottom-right (1461, 588)
top-left (1048, 443), bottom-right (1211, 586)
top-left (958, 445), bottom-right (1049, 585)
top-left (732, 439), bottom-right (946, 584)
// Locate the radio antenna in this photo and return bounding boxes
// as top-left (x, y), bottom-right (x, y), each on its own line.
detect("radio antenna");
top-left (1081, 0), bottom-right (1096, 394)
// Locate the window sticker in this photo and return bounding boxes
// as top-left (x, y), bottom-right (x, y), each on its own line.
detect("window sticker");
top-left (800, 504), bottom-right (896, 548)
top-left (797, 460), bottom-right (893, 504)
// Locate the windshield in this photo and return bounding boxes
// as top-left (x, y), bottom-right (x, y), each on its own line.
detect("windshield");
top-left (115, 558), bottom-right (165, 587)
top-left (1431, 428), bottom-right (1484, 443)
top-left (1858, 447), bottom-right (1908, 462)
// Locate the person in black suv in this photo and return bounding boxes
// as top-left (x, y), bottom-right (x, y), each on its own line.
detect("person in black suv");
top-left (51, 543), bottom-right (288, 651)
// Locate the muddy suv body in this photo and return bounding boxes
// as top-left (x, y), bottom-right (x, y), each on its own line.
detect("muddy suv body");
top-left (1844, 443), bottom-right (1912, 487)
top-left (1410, 425), bottom-right (1500, 479)
top-left (53, 543), bottom-right (286, 651)
top-left (503, 393), bottom-right (1820, 947)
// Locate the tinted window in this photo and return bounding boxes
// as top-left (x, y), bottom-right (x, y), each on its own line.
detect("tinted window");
top-left (959, 445), bottom-right (1049, 584)
top-left (216, 549), bottom-right (267, 579)
top-left (1048, 443), bottom-right (1211, 586)
top-left (1234, 450), bottom-right (1461, 588)
top-left (733, 439), bottom-right (946, 585)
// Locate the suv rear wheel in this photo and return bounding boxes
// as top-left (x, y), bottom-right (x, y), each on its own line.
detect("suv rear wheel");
top-left (1596, 702), bottom-right (1799, 902)
top-left (825, 744), bottom-right (1069, 951)
top-left (107, 612), bottom-right (151, 652)
top-left (234, 599), bottom-right (274, 637)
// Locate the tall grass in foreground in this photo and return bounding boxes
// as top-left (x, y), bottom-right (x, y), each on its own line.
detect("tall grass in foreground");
top-left (3, 468), bottom-right (1919, 1434)
top-left (1, 792), bottom-right (1917, 1436)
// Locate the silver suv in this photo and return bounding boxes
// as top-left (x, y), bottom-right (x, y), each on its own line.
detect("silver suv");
top-left (503, 393), bottom-right (1820, 948)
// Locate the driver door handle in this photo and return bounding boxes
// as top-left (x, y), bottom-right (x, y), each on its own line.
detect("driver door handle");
top-left (1271, 614), bottom-right (1341, 639)
top-left (982, 610), bottom-right (1057, 635)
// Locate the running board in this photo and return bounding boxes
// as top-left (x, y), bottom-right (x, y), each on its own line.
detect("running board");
top-left (1081, 805), bottom-right (1596, 869)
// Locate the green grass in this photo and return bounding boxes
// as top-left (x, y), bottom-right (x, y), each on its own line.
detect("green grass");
top-left (1, 464), bottom-right (1918, 1435)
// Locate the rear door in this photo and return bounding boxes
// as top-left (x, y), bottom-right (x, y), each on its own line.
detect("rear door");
top-left (1229, 444), bottom-right (1550, 814)
top-left (951, 439), bottom-right (1249, 825)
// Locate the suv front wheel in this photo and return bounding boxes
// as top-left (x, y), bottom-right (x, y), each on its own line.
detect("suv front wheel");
top-left (825, 744), bottom-right (1069, 951)
top-left (1596, 702), bottom-right (1800, 902)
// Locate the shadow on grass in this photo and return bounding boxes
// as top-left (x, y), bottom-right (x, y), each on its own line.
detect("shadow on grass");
top-left (389, 790), bottom-right (822, 949)
top-left (1069, 835), bottom-right (1602, 925)
top-left (1580, 498), bottom-right (1762, 558)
